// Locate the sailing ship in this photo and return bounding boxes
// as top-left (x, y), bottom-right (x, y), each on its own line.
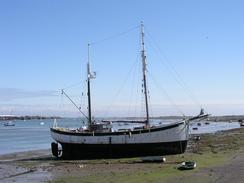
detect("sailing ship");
top-left (50, 23), bottom-right (208, 159)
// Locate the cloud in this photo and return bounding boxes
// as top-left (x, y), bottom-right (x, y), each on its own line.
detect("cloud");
top-left (1, 88), bottom-right (244, 117)
top-left (0, 103), bottom-right (84, 117)
top-left (0, 88), bottom-right (57, 102)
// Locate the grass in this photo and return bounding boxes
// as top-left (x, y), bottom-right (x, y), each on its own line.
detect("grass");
top-left (49, 152), bottom-right (230, 183)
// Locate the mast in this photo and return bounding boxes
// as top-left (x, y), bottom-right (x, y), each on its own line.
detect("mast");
top-left (87, 43), bottom-right (95, 126)
top-left (140, 22), bottom-right (150, 126)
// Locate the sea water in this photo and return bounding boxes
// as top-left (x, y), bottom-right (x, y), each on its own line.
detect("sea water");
top-left (0, 118), bottom-right (83, 155)
top-left (0, 118), bottom-right (241, 155)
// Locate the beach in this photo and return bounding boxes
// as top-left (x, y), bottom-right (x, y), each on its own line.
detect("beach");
top-left (0, 127), bottom-right (243, 183)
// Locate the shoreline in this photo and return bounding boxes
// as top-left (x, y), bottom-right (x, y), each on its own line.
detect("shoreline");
top-left (0, 149), bottom-right (51, 162)
top-left (0, 128), bottom-right (243, 182)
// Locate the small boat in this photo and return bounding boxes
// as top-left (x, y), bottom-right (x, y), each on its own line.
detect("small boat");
top-left (193, 136), bottom-right (201, 141)
top-left (141, 156), bottom-right (166, 163)
top-left (178, 161), bottom-right (196, 170)
top-left (238, 120), bottom-right (244, 126)
top-left (4, 121), bottom-right (15, 126)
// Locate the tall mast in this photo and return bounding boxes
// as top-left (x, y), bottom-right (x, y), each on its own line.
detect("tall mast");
top-left (140, 22), bottom-right (149, 126)
top-left (87, 43), bottom-right (95, 126)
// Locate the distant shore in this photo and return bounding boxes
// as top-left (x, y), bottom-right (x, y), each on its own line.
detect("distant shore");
top-left (0, 127), bottom-right (243, 183)
top-left (1, 115), bottom-right (244, 122)
top-left (0, 115), bottom-right (61, 121)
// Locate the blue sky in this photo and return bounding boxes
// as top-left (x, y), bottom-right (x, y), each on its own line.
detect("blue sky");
top-left (0, 0), bottom-right (244, 117)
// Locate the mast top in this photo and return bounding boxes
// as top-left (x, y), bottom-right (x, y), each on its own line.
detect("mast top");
top-left (87, 43), bottom-right (90, 67)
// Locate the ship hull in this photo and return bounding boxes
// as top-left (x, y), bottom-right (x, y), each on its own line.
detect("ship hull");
top-left (50, 121), bottom-right (189, 159)
top-left (59, 140), bottom-right (187, 159)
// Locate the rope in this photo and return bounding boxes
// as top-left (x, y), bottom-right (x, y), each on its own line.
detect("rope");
top-left (148, 90), bottom-right (154, 118)
top-left (61, 81), bottom-right (83, 90)
top-left (144, 27), bottom-right (204, 110)
top-left (89, 25), bottom-right (140, 46)
top-left (103, 34), bottom-right (141, 117)
top-left (102, 56), bottom-right (140, 117)
top-left (148, 72), bottom-right (185, 116)
top-left (127, 57), bottom-right (140, 117)
top-left (61, 89), bottom-right (89, 121)
top-left (133, 59), bottom-right (141, 118)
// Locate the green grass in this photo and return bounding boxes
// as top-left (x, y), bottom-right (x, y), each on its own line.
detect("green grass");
top-left (49, 152), bottom-right (230, 183)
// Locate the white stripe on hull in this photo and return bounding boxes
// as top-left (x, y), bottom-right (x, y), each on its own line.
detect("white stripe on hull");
top-left (51, 122), bottom-right (189, 145)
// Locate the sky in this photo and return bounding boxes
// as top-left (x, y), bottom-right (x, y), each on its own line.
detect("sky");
top-left (0, 0), bottom-right (244, 117)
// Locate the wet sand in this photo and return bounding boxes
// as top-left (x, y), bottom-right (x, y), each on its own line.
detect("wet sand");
top-left (0, 128), bottom-right (243, 183)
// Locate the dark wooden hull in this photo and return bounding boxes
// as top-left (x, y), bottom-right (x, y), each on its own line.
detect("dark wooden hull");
top-left (55, 140), bottom-right (187, 159)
